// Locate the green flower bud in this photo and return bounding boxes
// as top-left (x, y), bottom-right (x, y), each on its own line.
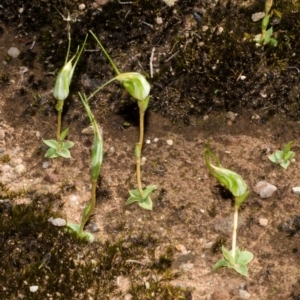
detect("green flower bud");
top-left (115, 72), bottom-right (150, 102)
top-left (53, 58), bottom-right (75, 104)
top-left (205, 147), bottom-right (249, 205)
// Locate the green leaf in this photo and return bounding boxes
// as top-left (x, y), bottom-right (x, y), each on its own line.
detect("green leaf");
top-left (43, 139), bottom-right (59, 148)
top-left (57, 148), bottom-right (71, 158)
top-left (60, 128), bottom-right (69, 140)
top-left (45, 147), bottom-right (59, 158)
top-left (138, 195), bottom-right (153, 210)
top-left (205, 146), bottom-right (248, 198)
top-left (115, 72), bottom-right (150, 102)
top-left (264, 27), bottom-right (273, 43)
top-left (269, 38), bottom-right (278, 47)
top-left (280, 160), bottom-right (291, 169)
top-left (213, 258), bottom-right (229, 270)
top-left (126, 195), bottom-right (140, 205)
top-left (142, 185), bottom-right (157, 199)
top-left (283, 141), bottom-right (294, 157)
top-left (234, 263), bottom-right (249, 277)
top-left (66, 222), bottom-right (94, 242)
top-left (62, 141), bottom-right (75, 149)
top-left (236, 250), bottom-right (254, 265)
top-left (79, 92), bottom-right (103, 182)
top-left (221, 246), bottom-right (235, 266)
top-left (128, 188), bottom-right (141, 198)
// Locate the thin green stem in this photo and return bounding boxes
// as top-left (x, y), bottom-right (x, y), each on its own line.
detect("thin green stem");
top-left (136, 153), bottom-right (143, 196)
top-left (232, 205), bottom-right (239, 259)
top-left (89, 30), bottom-right (120, 75)
top-left (139, 109), bottom-right (145, 153)
top-left (79, 180), bottom-right (97, 234)
top-left (135, 108), bottom-right (145, 196)
top-left (57, 110), bottom-right (62, 141)
top-left (85, 77), bottom-right (117, 102)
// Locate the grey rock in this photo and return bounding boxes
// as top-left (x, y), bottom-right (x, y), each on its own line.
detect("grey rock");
top-left (7, 47), bottom-right (21, 58)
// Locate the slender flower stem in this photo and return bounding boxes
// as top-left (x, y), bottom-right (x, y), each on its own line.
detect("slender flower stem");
top-left (135, 108), bottom-right (145, 196)
top-left (79, 180), bottom-right (97, 234)
top-left (86, 77), bottom-right (117, 102)
top-left (232, 205), bottom-right (239, 259)
top-left (56, 110), bottom-right (62, 141)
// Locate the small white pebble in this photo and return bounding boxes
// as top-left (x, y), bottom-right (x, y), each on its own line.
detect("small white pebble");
top-left (203, 115), bottom-right (209, 121)
top-left (7, 47), bottom-right (21, 58)
top-left (29, 286), bottom-right (39, 293)
top-left (240, 75), bottom-right (246, 80)
top-left (48, 217), bottom-right (66, 227)
top-left (42, 161), bottom-right (51, 169)
top-left (153, 138), bottom-right (159, 142)
top-left (166, 139), bottom-right (173, 145)
top-left (156, 17), bottom-right (163, 25)
top-left (292, 187), bottom-right (300, 195)
top-left (239, 289), bottom-right (251, 299)
top-left (78, 3), bottom-right (86, 10)
top-left (36, 131), bottom-right (40, 138)
top-left (141, 156), bottom-right (147, 165)
top-left (146, 139), bottom-right (151, 144)
top-left (259, 218), bottom-right (268, 227)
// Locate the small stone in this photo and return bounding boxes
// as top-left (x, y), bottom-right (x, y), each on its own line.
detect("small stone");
top-left (239, 289), bottom-right (251, 299)
top-left (48, 217), bottom-right (66, 227)
top-left (78, 3), bottom-right (86, 10)
top-left (226, 111), bottom-right (236, 121)
top-left (217, 26), bottom-right (224, 35)
top-left (90, 223), bottom-right (99, 233)
top-left (7, 47), bottom-right (21, 58)
top-left (203, 115), bottom-right (209, 121)
top-left (156, 17), bottom-right (163, 25)
top-left (292, 187), bottom-right (300, 195)
top-left (146, 139), bottom-right (151, 144)
top-left (259, 218), bottom-right (268, 227)
top-left (202, 25), bottom-right (209, 31)
top-left (42, 161), bottom-right (51, 169)
top-left (252, 12), bottom-right (265, 22)
top-left (141, 156), bottom-right (147, 165)
top-left (166, 139), bottom-right (173, 145)
top-left (240, 75), bottom-right (246, 80)
top-left (44, 172), bottom-right (58, 183)
top-left (153, 138), bottom-right (159, 142)
top-left (29, 286), bottom-right (39, 293)
top-left (254, 181), bottom-right (277, 198)
top-left (82, 126), bottom-right (94, 135)
top-left (15, 164), bottom-right (26, 175)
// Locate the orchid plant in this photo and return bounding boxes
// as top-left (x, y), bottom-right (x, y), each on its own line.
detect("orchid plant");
top-left (205, 146), bottom-right (253, 276)
top-left (67, 94), bottom-right (103, 242)
top-left (89, 31), bottom-right (157, 210)
top-left (268, 141), bottom-right (295, 169)
top-left (43, 34), bottom-right (87, 158)
top-left (254, 0), bottom-right (278, 47)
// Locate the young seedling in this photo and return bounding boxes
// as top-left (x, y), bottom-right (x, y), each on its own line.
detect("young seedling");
top-left (254, 0), bottom-right (278, 47)
top-left (205, 146), bottom-right (253, 276)
top-left (43, 33), bottom-right (88, 158)
top-left (89, 31), bottom-right (157, 210)
top-left (67, 93), bottom-right (103, 242)
top-left (268, 141), bottom-right (295, 169)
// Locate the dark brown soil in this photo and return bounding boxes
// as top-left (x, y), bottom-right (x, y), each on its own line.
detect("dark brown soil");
top-left (1, 0), bottom-right (300, 299)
